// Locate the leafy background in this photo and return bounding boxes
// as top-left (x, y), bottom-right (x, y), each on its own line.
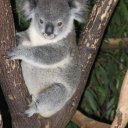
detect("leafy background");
top-left (1, 0), bottom-right (128, 128)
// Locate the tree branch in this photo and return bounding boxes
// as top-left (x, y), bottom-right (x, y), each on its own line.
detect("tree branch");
top-left (72, 111), bottom-right (110, 128)
top-left (0, 0), bottom-right (119, 127)
top-left (111, 70), bottom-right (128, 128)
top-left (102, 38), bottom-right (128, 50)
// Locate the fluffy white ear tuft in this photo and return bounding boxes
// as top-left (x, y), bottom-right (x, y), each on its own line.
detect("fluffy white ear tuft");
top-left (70, 0), bottom-right (88, 23)
top-left (19, 0), bottom-right (38, 20)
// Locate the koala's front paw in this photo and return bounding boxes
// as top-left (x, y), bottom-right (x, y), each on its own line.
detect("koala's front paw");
top-left (6, 48), bottom-right (17, 60)
top-left (6, 47), bottom-right (22, 60)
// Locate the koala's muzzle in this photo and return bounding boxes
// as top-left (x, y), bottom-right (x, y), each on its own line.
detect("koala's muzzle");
top-left (45, 23), bottom-right (54, 35)
top-left (44, 23), bottom-right (55, 40)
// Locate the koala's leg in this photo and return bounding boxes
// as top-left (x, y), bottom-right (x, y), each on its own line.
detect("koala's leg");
top-left (25, 83), bottom-right (69, 118)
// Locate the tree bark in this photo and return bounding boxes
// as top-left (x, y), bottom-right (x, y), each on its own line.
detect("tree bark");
top-left (0, 0), bottom-right (45, 127)
top-left (0, 0), bottom-right (119, 128)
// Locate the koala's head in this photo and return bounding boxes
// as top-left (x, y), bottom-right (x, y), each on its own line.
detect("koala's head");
top-left (20, 0), bottom-right (86, 41)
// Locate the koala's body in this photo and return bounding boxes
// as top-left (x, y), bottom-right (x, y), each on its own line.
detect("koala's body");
top-left (7, 0), bottom-right (87, 117)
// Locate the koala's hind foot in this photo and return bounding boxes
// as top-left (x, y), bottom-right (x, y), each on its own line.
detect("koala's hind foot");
top-left (25, 83), bottom-right (69, 118)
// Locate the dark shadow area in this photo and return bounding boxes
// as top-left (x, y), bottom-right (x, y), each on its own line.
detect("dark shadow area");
top-left (0, 87), bottom-right (12, 128)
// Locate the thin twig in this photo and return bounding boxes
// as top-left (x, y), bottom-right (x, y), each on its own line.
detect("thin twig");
top-left (102, 38), bottom-right (128, 50)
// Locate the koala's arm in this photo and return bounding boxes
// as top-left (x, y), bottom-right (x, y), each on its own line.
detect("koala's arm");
top-left (7, 44), bottom-right (71, 67)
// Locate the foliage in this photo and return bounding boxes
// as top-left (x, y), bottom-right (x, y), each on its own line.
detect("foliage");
top-left (105, 0), bottom-right (128, 38)
top-left (80, 45), bottom-right (127, 121)
top-left (66, 122), bottom-right (79, 128)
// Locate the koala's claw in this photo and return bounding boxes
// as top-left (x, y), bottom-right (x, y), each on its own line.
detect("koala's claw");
top-left (25, 107), bottom-right (36, 117)
top-left (6, 49), bottom-right (16, 60)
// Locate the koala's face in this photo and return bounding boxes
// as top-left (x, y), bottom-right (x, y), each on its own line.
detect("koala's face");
top-left (33, 0), bottom-right (73, 41)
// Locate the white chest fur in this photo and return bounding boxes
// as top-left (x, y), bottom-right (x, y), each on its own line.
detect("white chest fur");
top-left (28, 23), bottom-right (52, 46)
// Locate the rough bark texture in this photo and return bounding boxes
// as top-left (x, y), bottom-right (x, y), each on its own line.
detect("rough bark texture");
top-left (0, 0), bottom-right (119, 128)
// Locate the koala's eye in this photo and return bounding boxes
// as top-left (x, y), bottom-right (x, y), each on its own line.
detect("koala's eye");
top-left (40, 19), bottom-right (44, 24)
top-left (57, 21), bottom-right (63, 27)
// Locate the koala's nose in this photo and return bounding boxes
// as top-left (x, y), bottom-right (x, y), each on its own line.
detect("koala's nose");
top-left (45, 23), bottom-right (54, 36)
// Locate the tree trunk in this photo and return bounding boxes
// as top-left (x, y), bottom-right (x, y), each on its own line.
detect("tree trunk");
top-left (0, 0), bottom-right (119, 128)
top-left (0, 0), bottom-right (45, 127)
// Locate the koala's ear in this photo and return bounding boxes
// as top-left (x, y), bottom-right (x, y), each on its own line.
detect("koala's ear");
top-left (68, 0), bottom-right (88, 23)
top-left (19, 0), bottom-right (38, 20)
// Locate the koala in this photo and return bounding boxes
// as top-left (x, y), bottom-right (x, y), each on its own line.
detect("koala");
top-left (7, 0), bottom-right (87, 117)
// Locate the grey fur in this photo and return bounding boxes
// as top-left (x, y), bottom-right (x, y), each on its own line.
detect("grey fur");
top-left (7, 0), bottom-right (87, 117)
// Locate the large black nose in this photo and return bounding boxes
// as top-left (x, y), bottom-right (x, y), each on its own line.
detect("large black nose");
top-left (45, 23), bottom-right (54, 35)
